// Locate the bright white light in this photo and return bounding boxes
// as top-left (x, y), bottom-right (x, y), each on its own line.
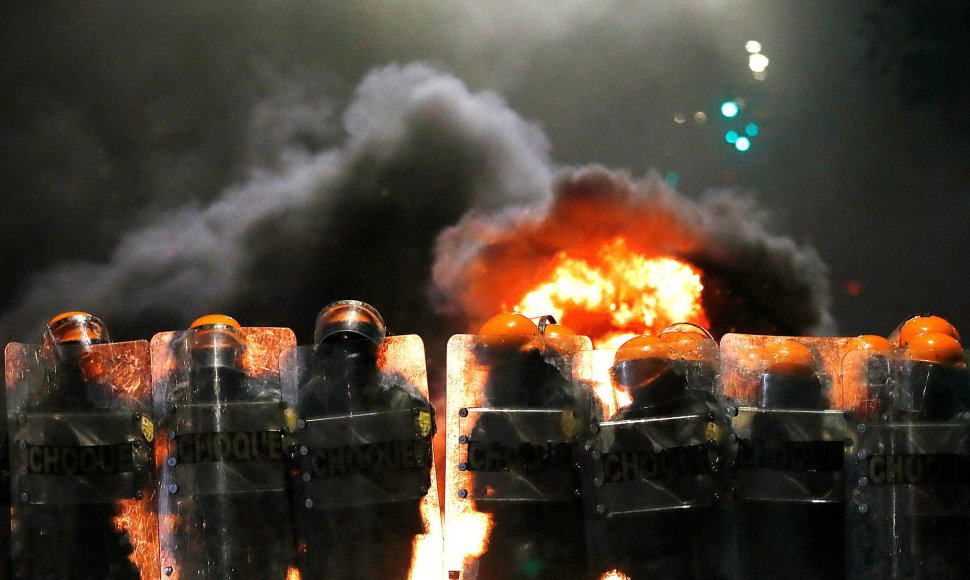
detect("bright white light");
top-left (720, 102), bottom-right (739, 118)
top-left (693, 111), bottom-right (707, 124)
top-left (674, 113), bottom-right (686, 124)
top-left (749, 53), bottom-right (770, 73)
top-left (745, 40), bottom-right (762, 54)
top-left (735, 137), bottom-right (751, 151)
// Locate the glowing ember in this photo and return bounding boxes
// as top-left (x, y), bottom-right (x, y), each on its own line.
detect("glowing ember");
top-left (113, 498), bottom-right (159, 580)
top-left (600, 570), bottom-right (632, 580)
top-left (511, 238), bottom-right (707, 347)
top-left (286, 567), bottom-right (301, 580)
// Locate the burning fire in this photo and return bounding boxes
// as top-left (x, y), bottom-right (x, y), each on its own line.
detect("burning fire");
top-left (509, 236), bottom-right (707, 414)
top-left (444, 499), bottom-right (493, 576)
top-left (443, 233), bottom-right (710, 572)
top-left (105, 341), bottom-right (159, 579)
top-left (407, 470), bottom-right (446, 579)
top-left (374, 334), bottom-right (447, 579)
top-left (510, 237), bottom-right (707, 348)
top-left (114, 498), bottom-right (160, 580)
top-left (286, 567), bottom-right (301, 580)
top-left (600, 570), bottom-right (632, 580)
top-left (445, 338), bottom-right (495, 577)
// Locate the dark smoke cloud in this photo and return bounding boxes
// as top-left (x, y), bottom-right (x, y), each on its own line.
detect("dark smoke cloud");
top-left (432, 166), bottom-right (834, 337)
top-left (0, 63), bottom-right (552, 346)
top-left (2, 59), bottom-right (832, 382)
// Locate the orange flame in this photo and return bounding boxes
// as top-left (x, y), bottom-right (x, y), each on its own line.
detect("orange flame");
top-left (286, 567), bottom-right (301, 580)
top-left (113, 498), bottom-right (160, 580)
top-left (445, 338), bottom-right (495, 577)
top-left (575, 349), bottom-right (633, 418)
top-left (377, 336), bottom-right (429, 392)
top-left (375, 334), bottom-right (446, 579)
top-left (407, 465), bottom-right (445, 579)
top-left (508, 237), bottom-right (706, 413)
top-left (510, 237), bottom-right (707, 347)
top-left (600, 570), bottom-right (632, 580)
top-left (444, 485), bottom-right (493, 576)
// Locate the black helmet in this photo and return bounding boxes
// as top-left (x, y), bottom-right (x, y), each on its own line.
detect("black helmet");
top-left (313, 300), bottom-right (386, 346)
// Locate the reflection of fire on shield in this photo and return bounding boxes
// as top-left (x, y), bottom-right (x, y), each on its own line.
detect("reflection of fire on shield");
top-left (445, 313), bottom-right (600, 580)
top-left (6, 312), bottom-right (158, 580)
top-left (152, 315), bottom-right (296, 580)
top-left (845, 315), bottom-right (970, 579)
top-left (720, 334), bottom-right (855, 580)
top-left (280, 300), bottom-right (442, 580)
top-left (577, 323), bottom-right (735, 580)
top-left (1, 345), bottom-right (9, 579)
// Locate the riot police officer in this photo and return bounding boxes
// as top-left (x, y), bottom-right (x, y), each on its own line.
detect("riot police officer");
top-left (467, 313), bottom-right (597, 580)
top-left (292, 300), bottom-right (435, 580)
top-left (732, 338), bottom-right (845, 580)
top-left (847, 318), bottom-right (970, 579)
top-left (584, 325), bottom-right (730, 580)
top-left (10, 312), bottom-right (144, 579)
top-left (161, 315), bottom-right (293, 580)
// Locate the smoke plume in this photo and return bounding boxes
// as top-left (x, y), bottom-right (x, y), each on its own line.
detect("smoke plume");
top-left (1, 62), bottom-right (832, 369)
top-left (0, 63), bottom-right (551, 345)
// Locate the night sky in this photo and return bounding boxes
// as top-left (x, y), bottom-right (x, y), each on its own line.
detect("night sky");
top-left (2, 0), bottom-right (968, 356)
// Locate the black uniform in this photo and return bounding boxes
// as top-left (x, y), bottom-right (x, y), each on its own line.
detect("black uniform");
top-left (471, 347), bottom-right (598, 580)
top-left (736, 364), bottom-right (844, 580)
top-left (590, 360), bottom-right (729, 580)
top-left (167, 338), bottom-right (293, 580)
top-left (1, 377), bottom-right (10, 580)
top-left (847, 357), bottom-right (970, 580)
top-left (295, 338), bottom-right (433, 580)
top-left (14, 345), bottom-right (141, 580)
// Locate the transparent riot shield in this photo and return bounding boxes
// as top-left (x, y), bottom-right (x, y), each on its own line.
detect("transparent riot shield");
top-left (720, 334), bottom-right (854, 580)
top-left (151, 326), bottom-right (296, 580)
top-left (844, 347), bottom-right (970, 579)
top-left (577, 342), bottom-right (734, 580)
top-left (5, 339), bottom-right (158, 580)
top-left (281, 334), bottom-right (441, 580)
top-left (1, 373), bottom-right (9, 580)
top-left (444, 333), bottom-right (599, 580)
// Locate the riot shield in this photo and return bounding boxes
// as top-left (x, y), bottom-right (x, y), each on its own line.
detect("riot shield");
top-left (281, 334), bottom-right (441, 580)
top-left (444, 333), bottom-right (598, 580)
top-left (577, 341), bottom-right (734, 580)
top-left (720, 334), bottom-right (854, 580)
top-left (1, 369), bottom-right (9, 580)
top-left (844, 347), bottom-right (970, 579)
top-left (5, 339), bottom-right (158, 580)
top-left (152, 326), bottom-right (296, 580)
